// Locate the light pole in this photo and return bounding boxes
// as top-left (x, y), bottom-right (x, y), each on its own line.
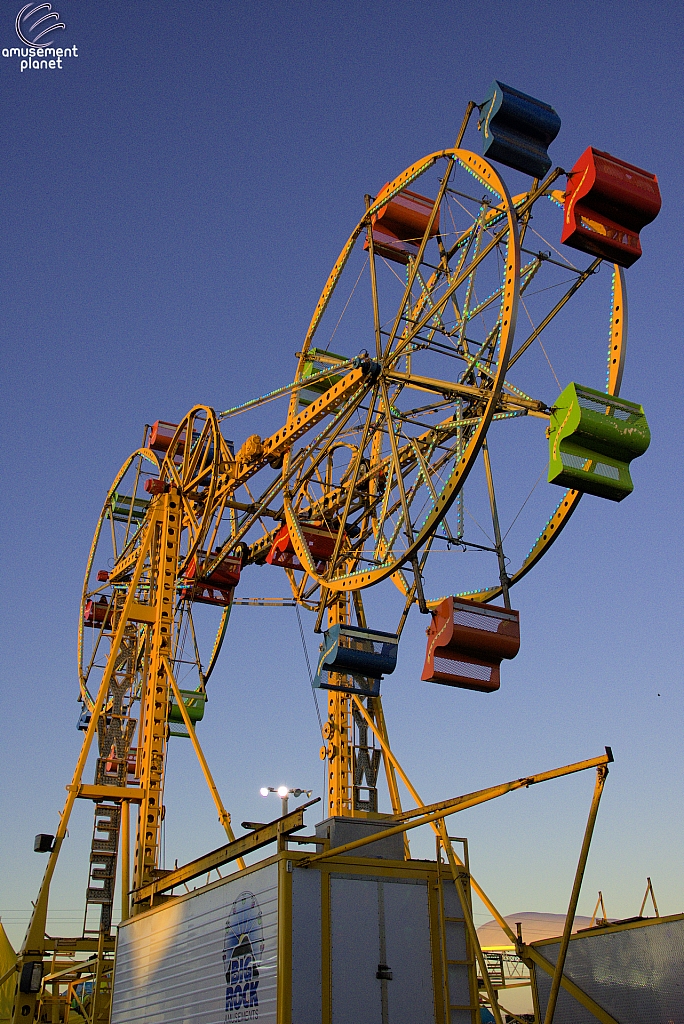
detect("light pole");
top-left (260, 786), bottom-right (312, 818)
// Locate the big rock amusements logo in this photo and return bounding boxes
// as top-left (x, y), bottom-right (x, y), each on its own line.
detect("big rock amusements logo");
top-left (223, 891), bottom-right (265, 1022)
top-left (3, 3), bottom-right (79, 71)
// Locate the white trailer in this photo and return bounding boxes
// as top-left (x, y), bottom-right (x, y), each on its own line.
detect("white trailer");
top-left (111, 828), bottom-right (478, 1024)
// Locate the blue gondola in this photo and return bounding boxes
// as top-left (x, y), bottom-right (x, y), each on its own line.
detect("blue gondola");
top-left (480, 81), bottom-right (561, 179)
top-left (77, 705), bottom-right (111, 731)
top-left (313, 624), bottom-right (399, 697)
top-left (77, 706), bottom-right (92, 731)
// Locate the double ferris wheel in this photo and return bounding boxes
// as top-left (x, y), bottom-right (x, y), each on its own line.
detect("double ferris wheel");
top-left (14, 79), bottom-right (660, 1024)
top-left (77, 78), bottom-right (658, 899)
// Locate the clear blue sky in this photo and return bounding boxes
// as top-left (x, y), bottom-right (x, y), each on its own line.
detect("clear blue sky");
top-left (1, 0), bottom-right (682, 948)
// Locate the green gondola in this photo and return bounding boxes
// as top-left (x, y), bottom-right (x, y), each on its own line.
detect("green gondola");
top-left (548, 382), bottom-right (650, 501)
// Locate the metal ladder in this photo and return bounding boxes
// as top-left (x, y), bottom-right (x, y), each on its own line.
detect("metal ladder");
top-left (435, 835), bottom-right (481, 1024)
top-left (82, 629), bottom-right (137, 938)
top-left (83, 803), bottom-right (121, 937)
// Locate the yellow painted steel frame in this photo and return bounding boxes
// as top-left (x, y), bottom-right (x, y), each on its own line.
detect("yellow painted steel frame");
top-left (235, 256), bottom-right (625, 612)
top-left (12, 501), bottom-right (162, 1024)
top-left (20, 113), bottom-right (642, 1024)
top-left (78, 446), bottom-right (160, 707)
top-left (325, 594), bottom-right (354, 818)
top-left (170, 183), bottom-right (624, 626)
top-left (132, 488), bottom-right (180, 892)
top-left (540, 764), bottom-right (608, 1024)
top-left (158, 406), bottom-right (226, 573)
top-left (442, 265), bottom-right (628, 606)
top-left (13, 480), bottom-right (244, 1024)
top-left (278, 148), bottom-right (520, 593)
top-left (290, 149), bottom-right (517, 403)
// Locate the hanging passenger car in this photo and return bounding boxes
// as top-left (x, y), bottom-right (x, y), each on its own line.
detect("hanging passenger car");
top-left (547, 382), bottom-right (650, 501)
top-left (313, 624), bottom-right (399, 697)
top-left (365, 184), bottom-right (440, 264)
top-left (266, 522), bottom-right (337, 571)
top-left (83, 597), bottom-right (111, 628)
top-left (422, 597), bottom-right (520, 693)
top-left (561, 148), bottom-right (661, 267)
top-left (168, 689), bottom-right (207, 738)
top-left (179, 550), bottom-right (242, 606)
top-left (297, 348), bottom-right (348, 411)
top-left (480, 80), bottom-right (561, 179)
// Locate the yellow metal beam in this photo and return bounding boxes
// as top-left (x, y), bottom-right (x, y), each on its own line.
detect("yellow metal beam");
top-left (0, 967), bottom-right (15, 989)
top-left (302, 747), bottom-right (610, 865)
top-left (12, 514), bottom-right (159, 1024)
top-left (227, 367), bottom-right (367, 492)
top-left (120, 800), bottom-right (131, 922)
top-left (132, 803), bottom-right (316, 904)
top-left (507, 256), bottom-right (601, 370)
top-left (387, 752), bottom-right (612, 824)
top-left (325, 595), bottom-right (353, 818)
top-left (385, 369), bottom-right (488, 400)
top-left (75, 785), bottom-right (142, 803)
top-left (42, 960), bottom-right (100, 985)
top-left (127, 601), bottom-right (156, 624)
top-left (437, 823), bottom-right (504, 1024)
top-left (543, 765), bottom-right (608, 1024)
top-left (371, 695), bottom-right (408, 856)
top-left (133, 490), bottom-right (179, 894)
top-left (42, 938), bottom-right (114, 954)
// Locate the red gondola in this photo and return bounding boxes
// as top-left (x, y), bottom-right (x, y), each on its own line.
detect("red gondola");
top-left (84, 596), bottom-right (159, 626)
top-left (148, 420), bottom-right (178, 453)
top-left (561, 148), bottom-right (661, 267)
top-left (83, 597), bottom-right (111, 628)
top-left (422, 597), bottom-right (520, 693)
top-left (148, 420), bottom-right (204, 456)
top-left (104, 747), bottom-right (138, 779)
top-left (180, 551), bottom-right (242, 606)
top-left (266, 523), bottom-right (336, 571)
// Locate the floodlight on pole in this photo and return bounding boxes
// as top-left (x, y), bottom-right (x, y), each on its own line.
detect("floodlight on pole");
top-left (260, 785), bottom-right (313, 818)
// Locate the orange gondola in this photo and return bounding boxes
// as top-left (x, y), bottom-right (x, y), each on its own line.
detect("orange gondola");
top-left (422, 597), bottom-right (520, 692)
top-left (365, 185), bottom-right (440, 264)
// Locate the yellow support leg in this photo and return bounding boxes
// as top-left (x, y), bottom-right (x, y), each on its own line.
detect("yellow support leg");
top-left (325, 594), bottom-right (352, 818)
top-left (165, 657), bottom-right (245, 870)
top-left (133, 491), bottom-right (180, 894)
